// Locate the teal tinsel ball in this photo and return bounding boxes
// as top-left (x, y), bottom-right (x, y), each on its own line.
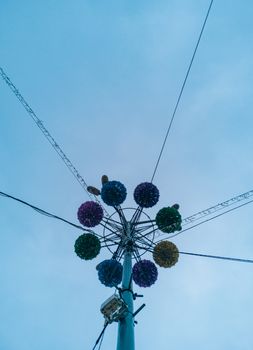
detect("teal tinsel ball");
top-left (74, 233), bottom-right (101, 260)
top-left (156, 207), bottom-right (182, 233)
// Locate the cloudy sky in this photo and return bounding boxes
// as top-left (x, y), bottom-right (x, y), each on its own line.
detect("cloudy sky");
top-left (1, 0), bottom-right (253, 349)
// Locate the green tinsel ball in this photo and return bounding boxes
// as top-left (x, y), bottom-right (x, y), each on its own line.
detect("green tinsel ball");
top-left (74, 233), bottom-right (101, 260)
top-left (153, 241), bottom-right (179, 268)
top-left (155, 206), bottom-right (182, 233)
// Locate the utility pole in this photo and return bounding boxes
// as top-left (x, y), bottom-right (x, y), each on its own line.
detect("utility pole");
top-left (117, 223), bottom-right (135, 350)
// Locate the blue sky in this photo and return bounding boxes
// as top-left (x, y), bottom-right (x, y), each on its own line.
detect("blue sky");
top-left (1, 0), bottom-right (253, 349)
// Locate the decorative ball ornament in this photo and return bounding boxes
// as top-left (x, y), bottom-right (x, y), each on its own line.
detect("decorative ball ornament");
top-left (101, 181), bottom-right (127, 206)
top-left (132, 260), bottom-right (158, 287)
top-left (77, 201), bottom-right (103, 227)
top-left (156, 206), bottom-right (182, 233)
top-left (74, 234), bottom-right (101, 260)
top-left (153, 241), bottom-right (179, 268)
top-left (134, 182), bottom-right (159, 208)
top-left (96, 259), bottom-right (123, 287)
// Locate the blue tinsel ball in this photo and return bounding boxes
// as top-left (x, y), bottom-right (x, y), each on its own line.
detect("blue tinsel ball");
top-left (134, 182), bottom-right (159, 208)
top-left (96, 259), bottom-right (123, 287)
top-left (101, 181), bottom-right (127, 206)
top-left (132, 259), bottom-right (158, 287)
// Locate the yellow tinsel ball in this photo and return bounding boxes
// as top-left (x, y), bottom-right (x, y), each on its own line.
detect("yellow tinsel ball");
top-left (153, 241), bottom-right (179, 268)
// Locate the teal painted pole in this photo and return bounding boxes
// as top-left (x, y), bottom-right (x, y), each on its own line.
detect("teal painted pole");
top-left (116, 224), bottom-right (135, 350)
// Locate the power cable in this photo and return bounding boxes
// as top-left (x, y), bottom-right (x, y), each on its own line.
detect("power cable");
top-left (136, 245), bottom-right (253, 265)
top-left (136, 194), bottom-right (253, 242)
top-left (182, 189), bottom-right (253, 225)
top-left (0, 67), bottom-right (107, 214)
top-left (0, 189), bottom-right (130, 248)
top-left (97, 331), bottom-right (105, 350)
top-left (155, 198), bottom-right (253, 242)
top-left (0, 190), bottom-right (94, 234)
top-left (133, 188), bottom-right (253, 231)
top-left (151, 0), bottom-right (214, 182)
top-left (92, 322), bottom-right (108, 350)
top-left (179, 251), bottom-right (253, 264)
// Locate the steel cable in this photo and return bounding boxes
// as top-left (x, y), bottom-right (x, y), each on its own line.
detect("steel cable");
top-left (151, 0), bottom-right (214, 182)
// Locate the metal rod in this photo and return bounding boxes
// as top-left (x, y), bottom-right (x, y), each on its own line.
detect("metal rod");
top-left (132, 304), bottom-right (146, 318)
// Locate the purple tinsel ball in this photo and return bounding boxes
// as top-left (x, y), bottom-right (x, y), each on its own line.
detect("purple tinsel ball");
top-left (77, 201), bottom-right (103, 227)
top-left (101, 180), bottom-right (127, 206)
top-left (134, 182), bottom-right (159, 208)
top-left (96, 259), bottom-right (123, 287)
top-left (132, 259), bottom-right (158, 287)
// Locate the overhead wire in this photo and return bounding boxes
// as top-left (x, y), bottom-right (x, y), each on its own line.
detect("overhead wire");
top-left (0, 190), bottom-right (133, 248)
top-left (179, 251), bottom-right (253, 264)
top-left (182, 189), bottom-right (253, 225)
top-left (151, 0), bottom-right (214, 182)
top-left (132, 192), bottom-right (253, 242)
top-left (0, 67), bottom-right (108, 215)
top-left (92, 322), bottom-right (108, 350)
top-left (133, 188), bottom-right (253, 232)
top-left (0, 190), bottom-right (126, 248)
top-left (0, 190), bottom-right (103, 236)
top-left (155, 198), bottom-right (253, 242)
top-left (136, 245), bottom-right (253, 265)
top-left (97, 331), bottom-right (105, 350)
